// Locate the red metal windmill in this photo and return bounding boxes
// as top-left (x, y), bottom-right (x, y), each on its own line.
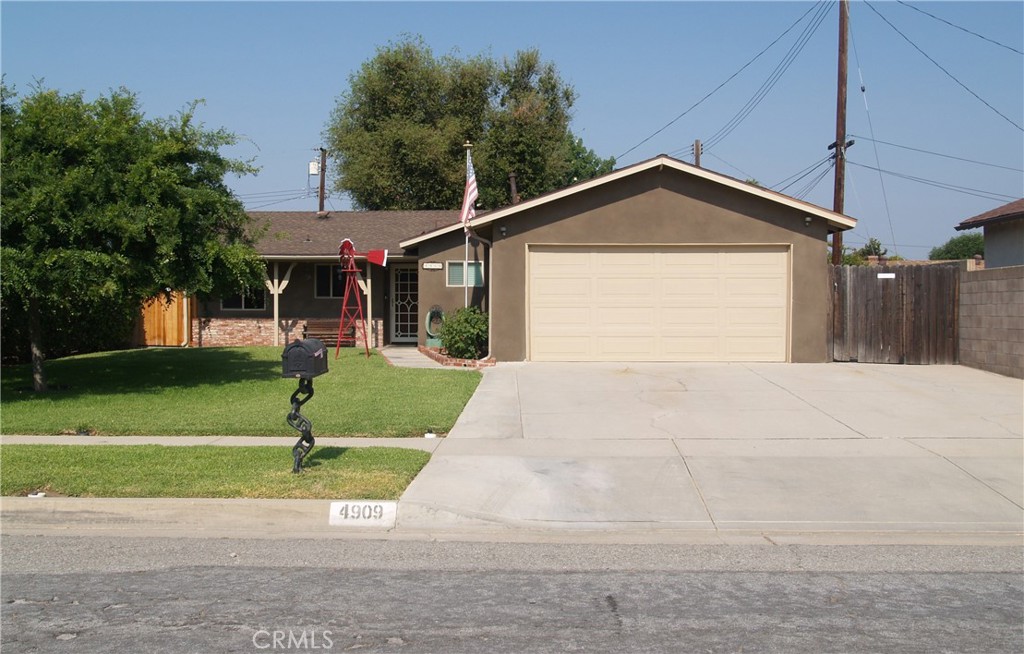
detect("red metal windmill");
top-left (335, 239), bottom-right (388, 359)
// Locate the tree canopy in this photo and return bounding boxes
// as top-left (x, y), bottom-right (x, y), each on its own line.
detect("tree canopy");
top-left (0, 83), bottom-right (265, 390)
top-left (929, 232), bottom-right (984, 261)
top-left (324, 37), bottom-right (614, 211)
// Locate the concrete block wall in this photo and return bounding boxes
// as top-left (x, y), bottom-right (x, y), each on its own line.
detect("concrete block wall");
top-left (959, 265), bottom-right (1024, 379)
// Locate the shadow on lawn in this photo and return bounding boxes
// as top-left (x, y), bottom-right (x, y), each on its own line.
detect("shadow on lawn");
top-left (1, 347), bottom-right (280, 400)
top-left (300, 447), bottom-right (349, 469)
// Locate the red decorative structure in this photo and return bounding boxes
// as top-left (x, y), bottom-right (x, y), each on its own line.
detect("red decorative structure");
top-left (334, 239), bottom-right (388, 359)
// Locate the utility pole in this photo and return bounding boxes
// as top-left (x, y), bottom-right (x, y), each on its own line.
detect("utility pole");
top-left (318, 147), bottom-right (327, 214)
top-left (694, 139), bottom-right (702, 168)
top-left (831, 0), bottom-right (849, 265)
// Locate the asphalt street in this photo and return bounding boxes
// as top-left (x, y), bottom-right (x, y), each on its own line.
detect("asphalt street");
top-left (2, 535), bottom-right (1022, 654)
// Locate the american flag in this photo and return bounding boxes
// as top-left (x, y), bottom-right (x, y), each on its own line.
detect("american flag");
top-left (459, 148), bottom-right (478, 235)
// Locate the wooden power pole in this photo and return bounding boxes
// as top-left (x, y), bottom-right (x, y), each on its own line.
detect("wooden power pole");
top-left (831, 0), bottom-right (849, 265)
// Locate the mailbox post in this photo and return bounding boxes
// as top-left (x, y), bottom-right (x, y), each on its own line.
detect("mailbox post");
top-left (281, 338), bottom-right (329, 472)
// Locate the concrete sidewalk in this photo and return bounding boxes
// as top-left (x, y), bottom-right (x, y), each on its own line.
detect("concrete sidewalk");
top-left (2, 362), bottom-right (1021, 544)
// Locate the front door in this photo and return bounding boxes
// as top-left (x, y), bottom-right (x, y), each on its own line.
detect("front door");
top-left (390, 265), bottom-right (418, 343)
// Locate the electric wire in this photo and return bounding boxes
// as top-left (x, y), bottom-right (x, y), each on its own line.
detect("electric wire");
top-left (615, 0), bottom-right (828, 161)
top-left (771, 155), bottom-right (833, 191)
top-left (793, 159), bottom-right (835, 200)
top-left (848, 4), bottom-right (899, 256)
top-left (701, 0), bottom-right (833, 152)
top-left (863, 0), bottom-right (1022, 131)
top-left (847, 134), bottom-right (1024, 172)
top-left (246, 194), bottom-right (315, 210)
top-left (895, 0), bottom-right (1023, 56)
top-left (847, 160), bottom-right (1017, 202)
top-left (704, 151), bottom-right (756, 181)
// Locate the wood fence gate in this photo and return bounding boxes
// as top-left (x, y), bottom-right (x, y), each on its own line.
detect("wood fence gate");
top-left (828, 265), bottom-right (959, 364)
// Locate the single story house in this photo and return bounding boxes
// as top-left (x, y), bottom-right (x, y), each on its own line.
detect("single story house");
top-left (195, 154), bottom-right (856, 362)
top-left (955, 198), bottom-right (1024, 269)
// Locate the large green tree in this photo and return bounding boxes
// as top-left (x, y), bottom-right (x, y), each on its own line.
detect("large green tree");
top-left (1, 84), bottom-right (265, 391)
top-left (324, 37), bottom-right (614, 211)
top-left (929, 232), bottom-right (984, 260)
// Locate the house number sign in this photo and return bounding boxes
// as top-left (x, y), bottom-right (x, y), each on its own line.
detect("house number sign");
top-left (329, 500), bottom-right (397, 528)
top-left (422, 262), bottom-right (443, 270)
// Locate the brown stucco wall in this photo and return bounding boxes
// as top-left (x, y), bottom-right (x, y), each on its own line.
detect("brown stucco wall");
top-left (418, 168), bottom-right (833, 362)
top-left (415, 235), bottom-right (490, 327)
top-left (959, 265), bottom-right (1024, 378)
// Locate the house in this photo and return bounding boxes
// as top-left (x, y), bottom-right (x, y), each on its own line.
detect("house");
top-left (192, 210), bottom-right (459, 348)
top-left (955, 198), bottom-right (1024, 268)
top-left (193, 154), bottom-right (856, 362)
top-left (402, 154), bottom-right (855, 363)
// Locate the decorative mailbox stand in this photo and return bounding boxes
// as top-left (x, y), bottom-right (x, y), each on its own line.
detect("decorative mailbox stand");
top-left (281, 338), bottom-right (329, 473)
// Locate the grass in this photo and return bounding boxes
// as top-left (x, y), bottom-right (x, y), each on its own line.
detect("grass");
top-left (0, 347), bottom-right (481, 437)
top-left (0, 445), bottom-right (431, 500)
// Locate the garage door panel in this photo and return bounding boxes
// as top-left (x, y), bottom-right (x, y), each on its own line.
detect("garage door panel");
top-left (596, 336), bottom-right (657, 358)
top-left (596, 307), bottom-right (657, 331)
top-left (529, 246), bottom-right (789, 362)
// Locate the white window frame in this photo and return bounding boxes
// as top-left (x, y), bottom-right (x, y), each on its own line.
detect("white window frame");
top-left (446, 261), bottom-right (484, 288)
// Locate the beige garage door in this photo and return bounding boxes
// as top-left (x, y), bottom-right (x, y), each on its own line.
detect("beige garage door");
top-left (529, 245), bottom-right (790, 362)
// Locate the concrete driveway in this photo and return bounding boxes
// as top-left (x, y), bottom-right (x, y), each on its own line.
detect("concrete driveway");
top-left (398, 363), bottom-right (1023, 540)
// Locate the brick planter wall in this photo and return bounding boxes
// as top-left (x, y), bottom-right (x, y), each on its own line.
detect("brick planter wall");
top-left (959, 265), bottom-right (1024, 379)
top-left (419, 346), bottom-right (496, 369)
top-left (193, 318), bottom-right (279, 347)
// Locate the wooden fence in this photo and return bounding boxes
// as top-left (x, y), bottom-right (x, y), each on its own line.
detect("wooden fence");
top-left (828, 265), bottom-right (959, 365)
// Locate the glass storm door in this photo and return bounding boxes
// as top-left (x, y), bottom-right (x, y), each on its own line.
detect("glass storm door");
top-left (390, 265), bottom-right (418, 343)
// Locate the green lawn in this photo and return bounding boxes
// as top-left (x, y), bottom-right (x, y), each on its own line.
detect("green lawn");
top-left (0, 347), bottom-right (480, 437)
top-left (0, 445), bottom-right (430, 499)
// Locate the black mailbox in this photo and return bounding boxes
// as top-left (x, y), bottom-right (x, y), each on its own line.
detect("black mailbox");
top-left (281, 338), bottom-right (329, 379)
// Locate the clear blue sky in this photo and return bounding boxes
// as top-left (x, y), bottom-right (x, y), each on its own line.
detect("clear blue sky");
top-left (3, 1), bottom-right (1022, 259)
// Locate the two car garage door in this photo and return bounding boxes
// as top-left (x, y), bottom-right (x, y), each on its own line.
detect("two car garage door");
top-left (529, 245), bottom-right (790, 362)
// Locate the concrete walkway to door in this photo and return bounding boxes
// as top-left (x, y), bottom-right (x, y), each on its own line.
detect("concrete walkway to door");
top-left (397, 362), bottom-right (1023, 542)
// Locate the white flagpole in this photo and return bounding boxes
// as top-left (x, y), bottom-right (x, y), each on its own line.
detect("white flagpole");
top-left (462, 142), bottom-right (473, 308)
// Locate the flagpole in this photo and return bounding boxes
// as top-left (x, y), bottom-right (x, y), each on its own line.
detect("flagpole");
top-left (462, 141), bottom-right (474, 308)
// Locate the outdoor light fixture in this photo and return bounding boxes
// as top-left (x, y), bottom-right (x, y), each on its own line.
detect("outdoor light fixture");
top-left (499, 225), bottom-right (508, 237)
top-left (805, 216), bottom-right (813, 227)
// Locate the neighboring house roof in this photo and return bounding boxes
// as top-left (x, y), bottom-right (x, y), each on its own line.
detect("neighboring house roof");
top-left (400, 154), bottom-right (857, 248)
top-left (955, 198), bottom-right (1024, 231)
top-left (249, 210), bottom-right (459, 259)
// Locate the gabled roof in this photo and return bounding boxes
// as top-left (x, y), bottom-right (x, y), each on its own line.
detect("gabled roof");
top-left (955, 198), bottom-right (1024, 231)
top-left (400, 154), bottom-right (857, 248)
top-left (249, 210), bottom-right (459, 259)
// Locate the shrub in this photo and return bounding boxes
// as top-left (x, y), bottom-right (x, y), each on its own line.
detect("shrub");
top-left (438, 306), bottom-right (488, 360)
top-left (929, 233), bottom-right (984, 261)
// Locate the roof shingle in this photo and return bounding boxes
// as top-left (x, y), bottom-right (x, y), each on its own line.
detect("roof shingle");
top-left (956, 199), bottom-right (1024, 231)
top-left (249, 211), bottom-right (459, 257)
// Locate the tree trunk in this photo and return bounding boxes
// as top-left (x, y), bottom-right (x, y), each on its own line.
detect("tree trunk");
top-left (28, 297), bottom-right (48, 393)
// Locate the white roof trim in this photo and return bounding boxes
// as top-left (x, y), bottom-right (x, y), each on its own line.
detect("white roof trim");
top-left (399, 155), bottom-right (857, 248)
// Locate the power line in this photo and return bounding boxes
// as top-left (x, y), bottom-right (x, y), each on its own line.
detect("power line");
top-left (847, 160), bottom-right (1017, 202)
top-left (773, 156), bottom-right (833, 193)
top-left (615, 1), bottom-right (827, 161)
top-left (848, 134), bottom-right (1024, 172)
top-left (895, 0), bottom-right (1023, 56)
top-left (237, 188), bottom-right (312, 199)
top-left (246, 194), bottom-right (314, 210)
top-left (863, 0), bottom-right (1023, 132)
top-left (848, 5), bottom-right (899, 256)
top-left (793, 159), bottom-right (835, 200)
top-left (701, 0), bottom-right (833, 152)
top-left (703, 151), bottom-right (756, 181)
